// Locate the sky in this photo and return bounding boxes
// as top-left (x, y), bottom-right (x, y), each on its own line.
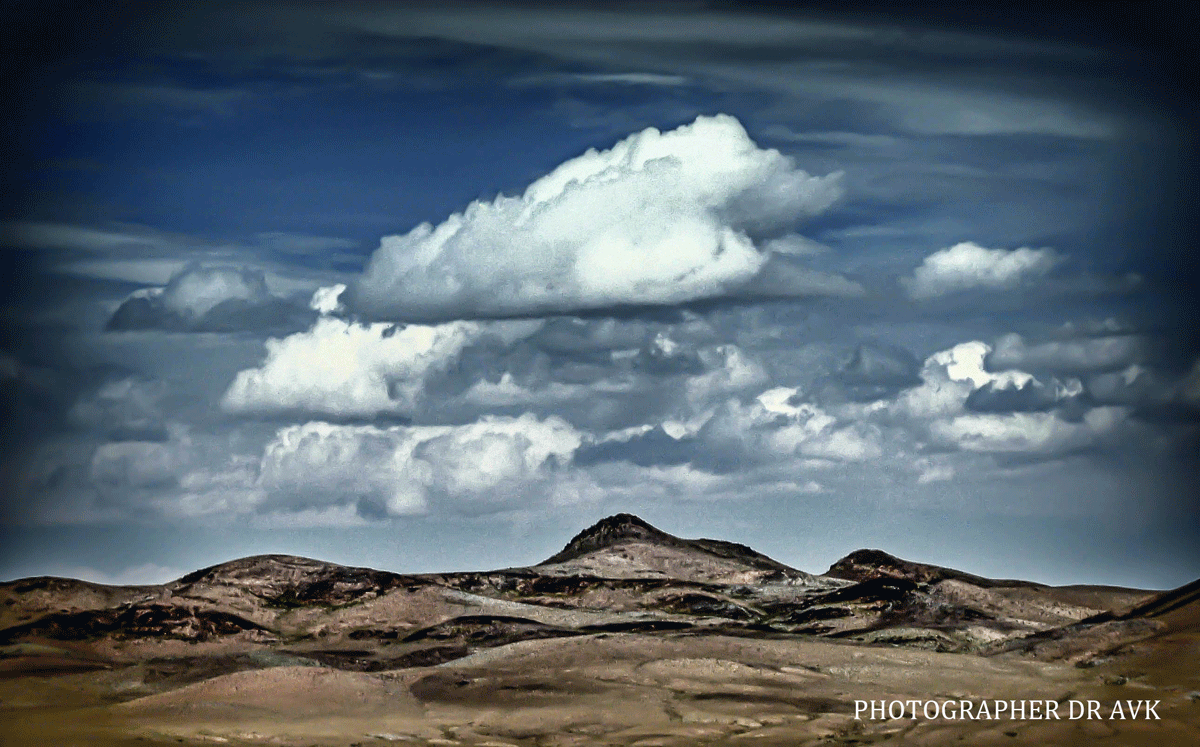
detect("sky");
top-left (1, 1), bottom-right (1197, 589)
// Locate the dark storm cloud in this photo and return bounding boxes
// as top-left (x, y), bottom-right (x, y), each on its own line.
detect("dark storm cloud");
top-left (964, 378), bottom-right (1078, 414)
top-left (0, 356), bottom-right (72, 443)
top-left (531, 317), bottom-right (652, 357)
top-left (88, 437), bottom-right (187, 495)
top-left (1084, 361), bottom-right (1200, 424)
top-left (517, 316), bottom-right (708, 376)
top-left (987, 332), bottom-right (1146, 374)
top-left (575, 426), bottom-right (697, 468)
top-left (67, 376), bottom-right (170, 442)
top-left (834, 342), bottom-right (920, 401)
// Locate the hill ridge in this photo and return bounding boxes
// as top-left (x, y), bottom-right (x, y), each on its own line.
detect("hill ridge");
top-left (539, 513), bottom-right (677, 565)
top-left (537, 513), bottom-right (808, 582)
top-left (825, 548), bottom-right (1046, 589)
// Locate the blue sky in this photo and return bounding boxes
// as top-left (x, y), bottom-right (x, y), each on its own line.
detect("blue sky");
top-left (1, 2), bottom-right (1197, 588)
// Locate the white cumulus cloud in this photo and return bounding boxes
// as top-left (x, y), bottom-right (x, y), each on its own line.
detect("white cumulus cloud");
top-left (879, 339), bottom-right (1136, 459)
top-left (901, 241), bottom-right (1061, 300)
top-left (106, 264), bottom-right (312, 332)
top-left (685, 345), bottom-right (770, 411)
top-left (159, 264), bottom-right (270, 319)
top-left (891, 341), bottom-right (1036, 420)
top-left (256, 414), bottom-right (584, 516)
top-left (916, 459), bottom-right (956, 484)
top-left (696, 387), bottom-right (880, 465)
top-left (349, 114), bottom-right (845, 321)
top-left (309, 283), bottom-right (347, 315)
top-left (220, 317), bottom-right (481, 418)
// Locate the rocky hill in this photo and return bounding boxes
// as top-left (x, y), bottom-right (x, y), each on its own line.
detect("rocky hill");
top-left (1, 514), bottom-right (1194, 746)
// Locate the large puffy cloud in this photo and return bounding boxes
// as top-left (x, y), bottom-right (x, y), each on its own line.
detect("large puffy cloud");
top-left (347, 114), bottom-right (848, 321)
top-left (168, 457), bottom-right (263, 519)
top-left (106, 264), bottom-right (314, 333)
top-left (220, 316), bottom-right (482, 419)
top-left (255, 415), bottom-right (584, 516)
top-left (901, 242), bottom-right (1061, 300)
top-left (751, 387), bottom-right (882, 462)
top-left (891, 341), bottom-right (1041, 420)
top-left (160, 264), bottom-right (269, 318)
top-left (734, 255), bottom-right (867, 299)
top-left (526, 317), bottom-right (714, 377)
top-left (684, 387), bottom-right (881, 471)
top-left (880, 340), bottom-right (1127, 458)
top-left (839, 343), bottom-right (921, 387)
top-left (220, 299), bottom-right (750, 431)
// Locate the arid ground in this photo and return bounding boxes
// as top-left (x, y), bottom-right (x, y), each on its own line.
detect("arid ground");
top-left (2, 514), bottom-right (1197, 746)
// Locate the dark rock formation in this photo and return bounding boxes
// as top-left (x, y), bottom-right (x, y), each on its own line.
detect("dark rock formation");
top-left (825, 549), bottom-right (1041, 588)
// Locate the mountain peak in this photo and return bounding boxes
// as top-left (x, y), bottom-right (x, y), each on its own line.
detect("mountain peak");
top-left (537, 514), bottom-right (810, 583)
top-left (588, 513), bottom-right (662, 534)
top-left (826, 548), bottom-right (953, 584)
top-left (540, 514), bottom-right (676, 565)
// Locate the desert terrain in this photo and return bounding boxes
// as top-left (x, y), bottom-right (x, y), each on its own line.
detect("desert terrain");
top-left (1, 513), bottom-right (1197, 746)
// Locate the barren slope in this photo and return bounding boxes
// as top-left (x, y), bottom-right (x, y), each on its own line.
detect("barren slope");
top-left (1, 514), bottom-right (1196, 746)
